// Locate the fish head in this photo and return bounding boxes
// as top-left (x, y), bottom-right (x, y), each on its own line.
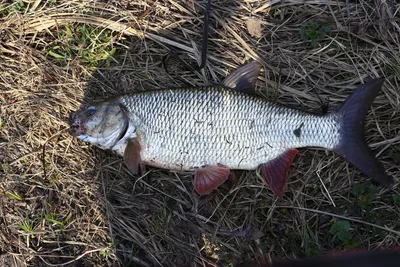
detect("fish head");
top-left (69, 102), bottom-right (129, 149)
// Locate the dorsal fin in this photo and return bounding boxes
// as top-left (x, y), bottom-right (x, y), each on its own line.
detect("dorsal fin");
top-left (222, 61), bottom-right (262, 95)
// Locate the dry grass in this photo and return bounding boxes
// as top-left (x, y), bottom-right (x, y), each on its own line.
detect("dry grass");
top-left (1, 0), bottom-right (400, 266)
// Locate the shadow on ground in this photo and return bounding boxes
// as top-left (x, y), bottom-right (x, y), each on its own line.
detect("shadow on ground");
top-left (76, 2), bottom-right (265, 266)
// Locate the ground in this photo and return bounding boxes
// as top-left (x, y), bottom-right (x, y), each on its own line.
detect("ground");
top-left (1, 0), bottom-right (400, 266)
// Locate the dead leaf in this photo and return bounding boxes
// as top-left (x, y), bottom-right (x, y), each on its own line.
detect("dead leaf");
top-left (247, 17), bottom-right (263, 38)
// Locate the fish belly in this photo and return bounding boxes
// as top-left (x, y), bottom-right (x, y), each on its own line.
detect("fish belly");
top-left (120, 88), bottom-right (341, 171)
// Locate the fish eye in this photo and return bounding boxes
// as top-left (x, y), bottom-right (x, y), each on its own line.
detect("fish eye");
top-left (85, 107), bottom-right (96, 117)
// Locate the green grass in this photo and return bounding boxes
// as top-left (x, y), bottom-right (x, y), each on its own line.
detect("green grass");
top-left (348, 184), bottom-right (384, 223)
top-left (300, 21), bottom-right (331, 46)
top-left (99, 247), bottom-right (112, 258)
top-left (330, 220), bottom-right (359, 248)
top-left (0, 0), bottom-right (24, 16)
top-left (393, 195), bottom-right (400, 206)
top-left (152, 205), bottom-right (168, 234)
top-left (100, 239), bottom-right (118, 259)
top-left (352, 184), bottom-right (377, 210)
top-left (6, 191), bottom-right (24, 201)
top-left (302, 222), bottom-right (322, 256)
top-left (45, 212), bottom-right (65, 230)
top-left (19, 219), bottom-right (38, 247)
top-left (46, 24), bottom-right (119, 68)
top-left (19, 219), bottom-right (35, 233)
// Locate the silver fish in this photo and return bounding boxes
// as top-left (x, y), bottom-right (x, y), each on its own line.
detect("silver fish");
top-left (69, 62), bottom-right (393, 196)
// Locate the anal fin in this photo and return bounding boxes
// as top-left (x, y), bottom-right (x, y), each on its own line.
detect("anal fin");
top-left (194, 165), bottom-right (231, 195)
top-left (259, 149), bottom-right (298, 197)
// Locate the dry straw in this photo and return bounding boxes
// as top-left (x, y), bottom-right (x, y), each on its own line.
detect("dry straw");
top-left (1, 0), bottom-right (399, 266)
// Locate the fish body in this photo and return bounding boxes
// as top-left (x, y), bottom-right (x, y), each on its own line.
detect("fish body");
top-left (70, 62), bottom-right (394, 196)
top-left (115, 87), bottom-right (339, 171)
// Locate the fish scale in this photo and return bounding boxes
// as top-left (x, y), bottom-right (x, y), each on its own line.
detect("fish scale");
top-left (119, 87), bottom-right (341, 171)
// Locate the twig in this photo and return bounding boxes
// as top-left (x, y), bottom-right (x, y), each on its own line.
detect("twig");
top-left (198, 0), bottom-right (211, 70)
top-left (275, 206), bottom-right (400, 236)
top-left (38, 248), bottom-right (105, 266)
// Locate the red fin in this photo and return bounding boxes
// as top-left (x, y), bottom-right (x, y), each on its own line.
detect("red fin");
top-left (228, 171), bottom-right (237, 184)
top-left (259, 149), bottom-right (298, 197)
top-left (124, 138), bottom-right (145, 174)
top-left (218, 163), bottom-right (237, 184)
top-left (194, 165), bottom-right (231, 195)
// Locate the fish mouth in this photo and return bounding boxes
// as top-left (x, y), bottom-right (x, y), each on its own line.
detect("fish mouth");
top-left (68, 111), bottom-right (86, 136)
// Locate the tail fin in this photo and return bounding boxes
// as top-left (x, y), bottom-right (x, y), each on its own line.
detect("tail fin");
top-left (334, 78), bottom-right (394, 188)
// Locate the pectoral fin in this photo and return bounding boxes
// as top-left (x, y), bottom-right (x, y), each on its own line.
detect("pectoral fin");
top-left (221, 61), bottom-right (261, 95)
top-left (194, 164), bottom-right (231, 195)
top-left (259, 149), bottom-right (298, 197)
top-left (124, 138), bottom-right (145, 174)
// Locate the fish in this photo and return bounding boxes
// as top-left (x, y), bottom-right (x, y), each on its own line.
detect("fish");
top-left (69, 61), bottom-right (394, 197)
